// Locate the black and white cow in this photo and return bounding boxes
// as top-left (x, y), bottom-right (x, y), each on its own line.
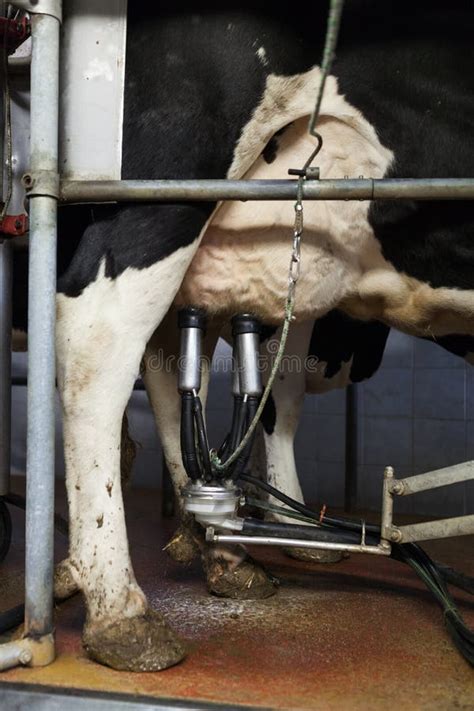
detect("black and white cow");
top-left (11, 0), bottom-right (474, 672)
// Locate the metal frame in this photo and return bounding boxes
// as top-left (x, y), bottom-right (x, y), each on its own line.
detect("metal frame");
top-left (381, 463), bottom-right (474, 543)
top-left (0, 3), bottom-right (59, 671)
top-left (0, 0), bottom-right (473, 675)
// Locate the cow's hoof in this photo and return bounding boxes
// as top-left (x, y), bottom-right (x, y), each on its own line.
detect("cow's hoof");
top-left (163, 524), bottom-right (201, 565)
top-left (83, 609), bottom-right (186, 672)
top-left (54, 558), bottom-right (79, 600)
top-left (204, 555), bottom-right (279, 599)
top-left (283, 547), bottom-right (345, 564)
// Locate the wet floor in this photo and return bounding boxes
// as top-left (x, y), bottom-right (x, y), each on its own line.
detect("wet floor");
top-left (0, 480), bottom-right (473, 710)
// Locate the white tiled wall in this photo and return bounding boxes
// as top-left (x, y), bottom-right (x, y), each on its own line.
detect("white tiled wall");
top-left (11, 331), bottom-right (474, 516)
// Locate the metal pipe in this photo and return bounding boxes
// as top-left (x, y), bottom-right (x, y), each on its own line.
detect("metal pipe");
top-left (210, 533), bottom-right (390, 556)
top-left (24, 11), bottom-right (60, 645)
top-left (395, 514), bottom-right (474, 544)
top-left (0, 641), bottom-right (30, 671)
top-left (59, 178), bottom-right (474, 204)
top-left (0, 239), bottom-right (12, 496)
top-left (380, 466), bottom-right (395, 546)
top-left (392, 460), bottom-right (474, 496)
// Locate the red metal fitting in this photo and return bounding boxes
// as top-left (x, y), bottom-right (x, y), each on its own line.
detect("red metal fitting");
top-left (0, 213), bottom-right (28, 236)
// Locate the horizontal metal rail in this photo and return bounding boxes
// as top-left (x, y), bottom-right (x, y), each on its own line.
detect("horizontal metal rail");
top-left (391, 460), bottom-right (474, 496)
top-left (59, 178), bottom-right (474, 204)
top-left (395, 514), bottom-right (474, 544)
top-left (210, 533), bottom-right (391, 556)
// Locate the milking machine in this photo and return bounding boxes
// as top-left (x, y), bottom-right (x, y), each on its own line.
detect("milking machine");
top-left (177, 306), bottom-right (474, 664)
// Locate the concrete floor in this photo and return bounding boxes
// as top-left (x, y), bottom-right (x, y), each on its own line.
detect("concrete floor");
top-left (0, 479), bottom-right (473, 710)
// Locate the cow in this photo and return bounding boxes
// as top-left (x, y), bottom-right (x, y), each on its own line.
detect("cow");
top-left (10, 0), bottom-right (474, 672)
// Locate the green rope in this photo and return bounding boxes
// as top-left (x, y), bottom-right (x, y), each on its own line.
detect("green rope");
top-left (308, 0), bottom-right (345, 139)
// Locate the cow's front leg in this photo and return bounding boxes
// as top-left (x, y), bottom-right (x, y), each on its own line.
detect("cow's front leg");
top-left (144, 315), bottom-right (278, 599)
top-left (55, 249), bottom-right (203, 671)
top-left (54, 411), bottom-right (136, 602)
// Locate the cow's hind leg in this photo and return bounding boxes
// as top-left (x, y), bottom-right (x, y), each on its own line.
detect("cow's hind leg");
top-left (144, 317), bottom-right (278, 599)
top-left (261, 322), bottom-right (343, 564)
top-left (55, 240), bottom-right (201, 671)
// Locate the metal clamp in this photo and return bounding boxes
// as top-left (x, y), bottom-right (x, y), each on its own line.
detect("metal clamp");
top-left (22, 170), bottom-right (60, 200)
top-left (9, 1), bottom-right (62, 23)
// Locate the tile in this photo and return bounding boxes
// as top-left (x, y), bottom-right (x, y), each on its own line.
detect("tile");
top-left (414, 337), bottom-right (465, 369)
top-left (357, 464), bottom-right (387, 511)
top-left (363, 368), bottom-right (413, 417)
top-left (314, 414), bottom-right (345, 463)
top-left (413, 419), bottom-right (466, 473)
top-left (296, 458), bottom-right (318, 503)
top-left (380, 330), bottom-right (414, 370)
top-left (295, 414), bottom-right (318, 461)
top-left (363, 416), bottom-right (412, 467)
top-left (413, 368), bottom-right (465, 421)
top-left (315, 461), bottom-right (345, 508)
top-left (467, 368), bottom-right (474, 420)
top-left (316, 388), bottom-right (346, 416)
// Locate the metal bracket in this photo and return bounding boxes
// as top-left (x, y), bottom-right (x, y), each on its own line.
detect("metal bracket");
top-left (381, 461), bottom-right (474, 544)
top-left (9, 1), bottom-right (62, 23)
top-left (22, 170), bottom-right (59, 200)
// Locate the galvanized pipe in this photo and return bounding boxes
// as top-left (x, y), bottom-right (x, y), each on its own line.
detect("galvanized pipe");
top-left (0, 239), bottom-right (12, 496)
top-left (211, 533), bottom-right (390, 556)
top-left (395, 514), bottom-right (474, 544)
top-left (392, 460), bottom-right (474, 496)
top-left (59, 178), bottom-right (474, 204)
top-left (24, 11), bottom-right (60, 642)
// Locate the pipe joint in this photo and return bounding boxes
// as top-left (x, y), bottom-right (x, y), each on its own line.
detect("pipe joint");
top-left (22, 170), bottom-right (60, 200)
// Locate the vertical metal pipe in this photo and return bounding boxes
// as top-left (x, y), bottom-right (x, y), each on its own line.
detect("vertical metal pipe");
top-left (344, 384), bottom-right (358, 512)
top-left (0, 239), bottom-right (12, 496)
top-left (0, 1), bottom-right (10, 497)
top-left (24, 12), bottom-right (60, 638)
